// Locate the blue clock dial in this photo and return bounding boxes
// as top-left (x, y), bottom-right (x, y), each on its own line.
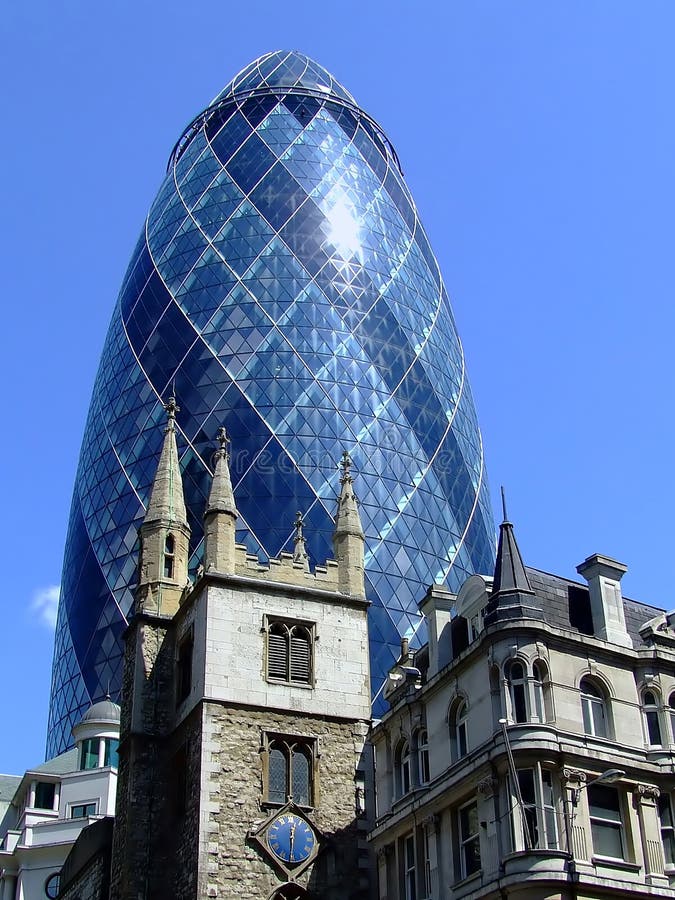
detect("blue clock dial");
top-left (268, 814), bottom-right (316, 864)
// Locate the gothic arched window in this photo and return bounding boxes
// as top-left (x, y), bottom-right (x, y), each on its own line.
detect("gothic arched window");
top-left (266, 737), bottom-right (314, 806)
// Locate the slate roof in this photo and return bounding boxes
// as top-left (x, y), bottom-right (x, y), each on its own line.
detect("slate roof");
top-left (28, 748), bottom-right (78, 776)
top-left (0, 774), bottom-right (21, 803)
top-left (526, 566), bottom-right (664, 647)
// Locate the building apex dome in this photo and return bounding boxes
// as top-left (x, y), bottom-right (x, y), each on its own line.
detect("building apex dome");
top-left (213, 50), bottom-right (357, 106)
top-left (78, 697), bottom-right (121, 726)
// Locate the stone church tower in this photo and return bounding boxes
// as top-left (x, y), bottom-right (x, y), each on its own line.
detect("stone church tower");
top-left (110, 403), bottom-right (372, 899)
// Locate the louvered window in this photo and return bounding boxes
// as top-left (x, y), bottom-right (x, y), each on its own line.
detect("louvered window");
top-left (266, 619), bottom-right (313, 685)
top-left (268, 624), bottom-right (289, 680)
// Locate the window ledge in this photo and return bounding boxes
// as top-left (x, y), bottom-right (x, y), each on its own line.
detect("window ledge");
top-left (591, 855), bottom-right (640, 873)
top-left (452, 870), bottom-right (482, 890)
top-left (266, 678), bottom-right (314, 690)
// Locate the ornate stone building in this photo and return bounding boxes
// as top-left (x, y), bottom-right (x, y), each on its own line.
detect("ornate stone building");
top-left (369, 503), bottom-right (675, 900)
top-left (108, 400), bottom-right (372, 900)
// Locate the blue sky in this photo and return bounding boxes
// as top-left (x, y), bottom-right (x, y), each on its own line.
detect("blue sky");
top-left (1, 1), bottom-right (673, 774)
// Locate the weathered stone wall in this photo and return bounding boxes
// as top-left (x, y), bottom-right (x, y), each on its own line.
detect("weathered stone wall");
top-left (110, 615), bottom-right (184, 900)
top-left (198, 702), bottom-right (370, 899)
top-left (60, 851), bottom-right (109, 900)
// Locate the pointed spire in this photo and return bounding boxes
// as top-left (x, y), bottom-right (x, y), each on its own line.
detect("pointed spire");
top-left (203, 426), bottom-right (238, 574)
top-left (335, 451), bottom-right (364, 539)
top-left (293, 511), bottom-right (309, 570)
top-left (206, 427), bottom-right (237, 518)
top-left (491, 487), bottom-right (532, 597)
top-left (333, 450), bottom-right (365, 597)
top-left (484, 488), bottom-right (541, 625)
top-left (144, 397), bottom-right (187, 527)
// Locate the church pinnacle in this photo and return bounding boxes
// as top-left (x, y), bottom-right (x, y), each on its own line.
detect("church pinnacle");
top-left (333, 451), bottom-right (365, 597)
top-left (144, 397), bottom-right (188, 528)
top-left (137, 397), bottom-right (190, 616)
top-left (293, 511), bottom-right (310, 570)
top-left (204, 426), bottom-right (238, 574)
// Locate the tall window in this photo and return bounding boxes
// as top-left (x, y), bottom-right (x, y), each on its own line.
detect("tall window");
top-left (80, 737), bottom-right (100, 770)
top-left (266, 736), bottom-right (314, 807)
top-left (643, 690), bottom-right (662, 745)
top-left (417, 730), bottom-right (430, 785)
top-left (658, 794), bottom-right (675, 867)
top-left (458, 800), bottom-right (481, 879)
top-left (506, 660), bottom-right (528, 723)
top-left (532, 660), bottom-right (552, 722)
top-left (580, 678), bottom-right (608, 738)
top-left (396, 740), bottom-right (412, 797)
top-left (267, 620), bottom-right (312, 684)
top-left (449, 699), bottom-right (468, 762)
top-left (588, 784), bottom-right (624, 859)
top-left (516, 766), bottom-right (558, 849)
top-left (163, 533), bottom-right (175, 578)
top-left (404, 833), bottom-right (417, 900)
top-left (103, 737), bottom-right (119, 768)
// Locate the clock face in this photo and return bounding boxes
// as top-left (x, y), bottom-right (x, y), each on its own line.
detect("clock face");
top-left (267, 813), bottom-right (316, 864)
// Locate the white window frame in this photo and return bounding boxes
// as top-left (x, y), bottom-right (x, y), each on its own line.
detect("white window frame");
top-left (506, 660), bottom-right (528, 723)
top-left (588, 783), bottom-right (625, 860)
top-left (643, 689), bottom-right (663, 746)
top-left (515, 764), bottom-right (558, 850)
top-left (404, 832), bottom-right (417, 900)
top-left (580, 678), bottom-right (609, 738)
top-left (458, 799), bottom-right (481, 880)
top-left (659, 793), bottom-right (675, 868)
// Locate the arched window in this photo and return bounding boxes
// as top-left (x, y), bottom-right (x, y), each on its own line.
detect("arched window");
top-left (417, 729), bottom-right (430, 784)
top-left (532, 660), bottom-right (552, 723)
top-left (643, 690), bottom-right (662, 746)
top-left (669, 693), bottom-right (675, 743)
top-left (266, 738), bottom-right (313, 806)
top-left (580, 678), bottom-right (608, 738)
top-left (267, 621), bottom-right (312, 684)
top-left (449, 699), bottom-right (468, 761)
top-left (506, 660), bottom-right (528, 723)
top-left (396, 739), bottom-right (412, 797)
top-left (163, 533), bottom-right (175, 578)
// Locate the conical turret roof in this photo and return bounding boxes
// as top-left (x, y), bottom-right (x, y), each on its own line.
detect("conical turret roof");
top-left (144, 397), bottom-right (187, 527)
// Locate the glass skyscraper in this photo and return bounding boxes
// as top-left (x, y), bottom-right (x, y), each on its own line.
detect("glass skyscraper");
top-left (47, 51), bottom-right (495, 756)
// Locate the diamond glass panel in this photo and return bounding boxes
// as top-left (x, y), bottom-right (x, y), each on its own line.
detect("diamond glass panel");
top-left (47, 51), bottom-right (495, 757)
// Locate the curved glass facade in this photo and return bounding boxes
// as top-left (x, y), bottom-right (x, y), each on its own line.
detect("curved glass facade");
top-left (47, 51), bottom-right (495, 756)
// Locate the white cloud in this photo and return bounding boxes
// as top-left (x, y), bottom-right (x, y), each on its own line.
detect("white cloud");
top-left (31, 585), bottom-right (60, 629)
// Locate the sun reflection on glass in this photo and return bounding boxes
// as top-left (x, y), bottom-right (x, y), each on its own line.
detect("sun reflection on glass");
top-left (325, 199), bottom-right (362, 260)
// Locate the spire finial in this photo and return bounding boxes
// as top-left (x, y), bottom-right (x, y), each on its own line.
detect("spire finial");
top-left (340, 450), bottom-right (353, 485)
top-left (216, 425), bottom-right (230, 459)
top-left (293, 510), bottom-right (309, 569)
top-left (501, 485), bottom-right (509, 523)
top-left (164, 395), bottom-right (179, 432)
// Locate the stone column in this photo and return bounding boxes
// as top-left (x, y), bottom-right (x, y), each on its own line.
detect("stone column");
top-left (633, 784), bottom-right (669, 887)
top-left (561, 768), bottom-right (592, 867)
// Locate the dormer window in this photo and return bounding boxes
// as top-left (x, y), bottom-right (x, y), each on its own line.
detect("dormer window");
top-left (164, 533), bottom-right (175, 579)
